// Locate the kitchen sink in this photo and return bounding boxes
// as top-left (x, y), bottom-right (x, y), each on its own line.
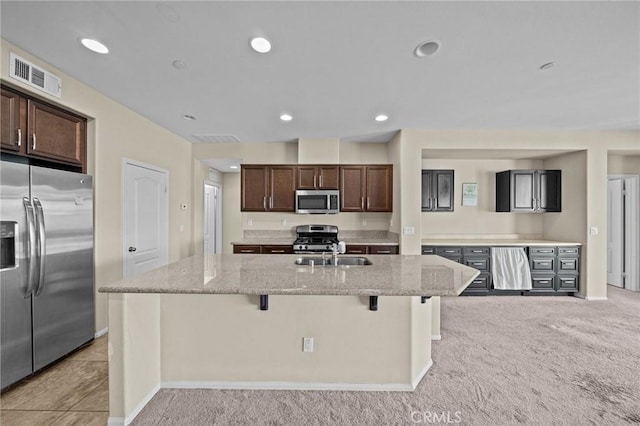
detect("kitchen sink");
top-left (294, 256), bottom-right (372, 266)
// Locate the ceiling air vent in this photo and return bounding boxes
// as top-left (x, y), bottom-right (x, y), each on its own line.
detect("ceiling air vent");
top-left (192, 134), bottom-right (240, 144)
top-left (9, 53), bottom-right (62, 98)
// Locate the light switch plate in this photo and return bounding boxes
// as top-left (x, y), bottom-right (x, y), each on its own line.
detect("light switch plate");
top-left (590, 226), bottom-right (599, 235)
top-left (303, 337), bottom-right (314, 352)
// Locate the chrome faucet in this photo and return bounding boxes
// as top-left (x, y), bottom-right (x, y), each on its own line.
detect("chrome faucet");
top-left (331, 241), bottom-right (346, 266)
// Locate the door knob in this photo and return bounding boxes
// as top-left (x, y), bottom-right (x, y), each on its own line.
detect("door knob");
top-left (128, 247), bottom-right (137, 252)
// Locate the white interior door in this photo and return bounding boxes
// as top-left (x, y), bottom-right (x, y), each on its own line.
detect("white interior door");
top-left (123, 160), bottom-right (169, 279)
top-left (607, 178), bottom-right (624, 287)
top-left (203, 184), bottom-right (218, 254)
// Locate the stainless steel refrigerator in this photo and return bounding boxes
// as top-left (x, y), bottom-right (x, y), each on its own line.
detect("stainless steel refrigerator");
top-left (1, 160), bottom-right (94, 389)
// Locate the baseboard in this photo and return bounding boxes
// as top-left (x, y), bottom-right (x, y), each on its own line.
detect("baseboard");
top-left (431, 334), bottom-right (442, 341)
top-left (162, 380), bottom-right (414, 392)
top-left (585, 296), bottom-right (608, 301)
top-left (124, 383), bottom-right (160, 425)
top-left (411, 359), bottom-right (433, 389)
top-left (95, 327), bottom-right (108, 338)
top-left (107, 418), bottom-right (124, 426)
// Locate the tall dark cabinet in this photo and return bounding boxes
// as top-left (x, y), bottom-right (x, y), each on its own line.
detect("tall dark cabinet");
top-left (496, 169), bottom-right (561, 213)
top-left (422, 169), bottom-right (454, 212)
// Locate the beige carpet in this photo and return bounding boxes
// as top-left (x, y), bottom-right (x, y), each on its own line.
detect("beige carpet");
top-left (133, 286), bottom-right (640, 425)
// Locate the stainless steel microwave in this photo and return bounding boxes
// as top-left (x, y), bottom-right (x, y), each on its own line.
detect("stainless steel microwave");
top-left (295, 190), bottom-right (340, 214)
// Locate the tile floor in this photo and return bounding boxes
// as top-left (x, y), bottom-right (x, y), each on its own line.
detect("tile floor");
top-left (0, 335), bottom-right (108, 425)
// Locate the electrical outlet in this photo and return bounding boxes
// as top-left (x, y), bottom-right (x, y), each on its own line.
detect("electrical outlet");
top-left (303, 337), bottom-right (314, 352)
top-left (590, 226), bottom-right (599, 235)
top-left (403, 226), bottom-right (415, 235)
top-left (281, 219), bottom-right (287, 226)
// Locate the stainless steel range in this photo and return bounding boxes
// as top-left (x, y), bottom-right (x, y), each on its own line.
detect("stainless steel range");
top-left (293, 224), bottom-right (340, 253)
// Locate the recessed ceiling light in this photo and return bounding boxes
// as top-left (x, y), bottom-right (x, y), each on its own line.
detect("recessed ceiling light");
top-left (280, 113), bottom-right (293, 122)
top-left (172, 60), bottom-right (186, 69)
top-left (182, 114), bottom-right (197, 120)
top-left (375, 114), bottom-right (389, 122)
top-left (81, 38), bottom-right (109, 54)
top-left (414, 40), bottom-right (440, 57)
top-left (229, 165), bottom-right (239, 169)
top-left (250, 37), bottom-right (272, 53)
top-left (539, 62), bottom-right (556, 71)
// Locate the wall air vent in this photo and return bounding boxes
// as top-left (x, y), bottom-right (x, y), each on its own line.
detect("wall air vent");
top-left (9, 53), bottom-right (62, 98)
top-left (192, 134), bottom-right (240, 144)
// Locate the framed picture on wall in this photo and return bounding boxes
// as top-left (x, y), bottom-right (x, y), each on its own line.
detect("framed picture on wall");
top-left (462, 183), bottom-right (478, 206)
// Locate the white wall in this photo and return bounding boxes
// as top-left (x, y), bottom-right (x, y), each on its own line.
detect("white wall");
top-left (608, 154), bottom-right (640, 174)
top-left (1, 40), bottom-right (194, 332)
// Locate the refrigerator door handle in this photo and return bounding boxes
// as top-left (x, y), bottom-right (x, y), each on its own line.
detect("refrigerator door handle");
top-left (22, 197), bottom-right (37, 298)
top-left (33, 198), bottom-right (46, 296)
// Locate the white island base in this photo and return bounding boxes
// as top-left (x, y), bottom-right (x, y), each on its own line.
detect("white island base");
top-left (107, 293), bottom-right (434, 425)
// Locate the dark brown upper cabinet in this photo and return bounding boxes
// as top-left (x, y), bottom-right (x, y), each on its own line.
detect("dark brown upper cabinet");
top-left (496, 170), bottom-right (561, 213)
top-left (241, 165), bottom-right (297, 212)
top-left (422, 169), bottom-right (454, 212)
top-left (340, 165), bottom-right (393, 212)
top-left (1, 85), bottom-right (87, 172)
top-left (297, 165), bottom-right (339, 189)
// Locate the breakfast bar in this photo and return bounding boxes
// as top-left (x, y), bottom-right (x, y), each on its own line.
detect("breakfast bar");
top-left (99, 254), bottom-right (478, 424)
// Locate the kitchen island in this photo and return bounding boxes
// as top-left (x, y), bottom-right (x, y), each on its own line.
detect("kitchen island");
top-left (99, 254), bottom-right (478, 425)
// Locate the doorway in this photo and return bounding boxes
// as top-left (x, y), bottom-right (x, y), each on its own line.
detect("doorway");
top-left (122, 159), bottom-right (169, 279)
top-left (203, 183), bottom-right (222, 254)
top-left (607, 175), bottom-right (640, 291)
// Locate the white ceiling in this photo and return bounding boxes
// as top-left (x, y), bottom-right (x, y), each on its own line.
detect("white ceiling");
top-left (1, 1), bottom-right (638, 146)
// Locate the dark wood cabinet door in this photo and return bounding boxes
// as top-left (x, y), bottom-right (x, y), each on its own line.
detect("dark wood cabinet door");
top-left (511, 170), bottom-right (536, 211)
top-left (538, 170), bottom-right (561, 212)
top-left (297, 166), bottom-right (317, 189)
top-left (268, 166), bottom-right (296, 211)
top-left (241, 166), bottom-right (268, 211)
top-left (365, 166), bottom-right (392, 212)
top-left (340, 166), bottom-right (366, 211)
top-left (233, 245), bottom-right (262, 254)
top-left (318, 166), bottom-right (339, 189)
top-left (27, 100), bottom-right (86, 167)
top-left (433, 170), bottom-right (454, 211)
top-left (421, 170), bottom-right (433, 211)
top-left (1, 88), bottom-right (25, 153)
top-left (262, 245), bottom-right (293, 254)
top-left (344, 245), bottom-right (368, 254)
top-left (368, 245), bottom-right (399, 255)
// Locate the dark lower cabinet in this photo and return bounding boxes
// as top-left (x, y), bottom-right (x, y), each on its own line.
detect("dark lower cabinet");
top-left (345, 244), bottom-right (399, 255)
top-left (421, 244), bottom-right (580, 296)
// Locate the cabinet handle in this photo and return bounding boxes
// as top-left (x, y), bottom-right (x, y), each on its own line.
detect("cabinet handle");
top-left (319, 175), bottom-right (323, 187)
top-left (314, 176), bottom-right (317, 187)
top-left (472, 262), bottom-right (484, 266)
top-left (271, 250), bottom-right (285, 253)
top-left (444, 250), bottom-right (456, 253)
top-left (269, 196), bottom-right (273, 209)
top-left (263, 197), bottom-right (266, 210)
top-left (366, 197), bottom-right (370, 210)
top-left (240, 250), bottom-right (253, 253)
top-left (361, 197), bottom-right (364, 210)
top-left (377, 250), bottom-right (391, 254)
top-left (350, 250), bottom-right (363, 253)
top-left (17, 129), bottom-right (21, 147)
top-left (32, 133), bottom-right (36, 150)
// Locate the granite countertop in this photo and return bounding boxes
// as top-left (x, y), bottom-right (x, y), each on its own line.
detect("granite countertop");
top-left (421, 239), bottom-right (582, 247)
top-left (98, 254), bottom-right (478, 297)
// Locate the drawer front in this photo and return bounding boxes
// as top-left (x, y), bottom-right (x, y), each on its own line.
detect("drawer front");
top-left (442, 256), bottom-right (463, 264)
top-left (421, 246), bottom-right (435, 255)
top-left (531, 258), bottom-right (555, 271)
top-left (466, 273), bottom-right (490, 290)
top-left (233, 245), bottom-right (262, 254)
top-left (262, 245), bottom-right (293, 254)
top-left (558, 257), bottom-right (578, 273)
top-left (558, 246), bottom-right (580, 256)
top-left (531, 275), bottom-right (555, 290)
top-left (465, 258), bottom-right (489, 272)
top-left (368, 245), bottom-right (399, 255)
top-left (436, 247), bottom-right (462, 257)
top-left (345, 245), bottom-right (368, 255)
top-left (556, 275), bottom-right (579, 292)
top-left (463, 247), bottom-right (490, 256)
top-left (529, 246), bottom-right (557, 257)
